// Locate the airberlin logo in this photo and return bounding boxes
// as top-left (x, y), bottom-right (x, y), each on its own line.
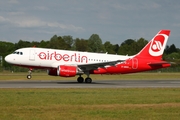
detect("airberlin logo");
top-left (149, 34), bottom-right (168, 56)
top-left (151, 41), bottom-right (163, 51)
top-left (38, 51), bottom-right (88, 63)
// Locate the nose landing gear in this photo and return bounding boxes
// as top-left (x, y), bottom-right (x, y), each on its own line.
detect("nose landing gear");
top-left (27, 68), bottom-right (33, 79)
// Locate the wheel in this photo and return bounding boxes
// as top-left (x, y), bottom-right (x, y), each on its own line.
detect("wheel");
top-left (85, 77), bottom-right (92, 83)
top-left (77, 77), bottom-right (84, 83)
top-left (27, 75), bottom-right (32, 79)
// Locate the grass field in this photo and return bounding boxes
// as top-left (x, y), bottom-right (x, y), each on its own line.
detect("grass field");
top-left (0, 88), bottom-right (180, 120)
top-left (0, 72), bottom-right (180, 120)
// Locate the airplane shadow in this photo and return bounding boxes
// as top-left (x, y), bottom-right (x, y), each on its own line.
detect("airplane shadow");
top-left (56, 81), bottom-right (116, 85)
top-left (0, 80), bottom-right (117, 85)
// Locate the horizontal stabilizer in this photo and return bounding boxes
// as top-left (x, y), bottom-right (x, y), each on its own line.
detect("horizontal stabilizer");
top-left (148, 61), bottom-right (171, 66)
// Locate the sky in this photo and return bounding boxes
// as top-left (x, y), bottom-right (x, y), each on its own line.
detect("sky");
top-left (0, 0), bottom-right (180, 48)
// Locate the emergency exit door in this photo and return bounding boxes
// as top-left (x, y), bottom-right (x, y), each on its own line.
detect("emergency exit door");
top-left (132, 58), bottom-right (138, 69)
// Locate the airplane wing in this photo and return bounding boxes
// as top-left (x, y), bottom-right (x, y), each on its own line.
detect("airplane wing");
top-left (78, 60), bottom-right (124, 71)
top-left (51, 59), bottom-right (125, 70)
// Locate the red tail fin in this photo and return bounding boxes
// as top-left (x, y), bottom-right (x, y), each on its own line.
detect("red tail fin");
top-left (136, 30), bottom-right (170, 60)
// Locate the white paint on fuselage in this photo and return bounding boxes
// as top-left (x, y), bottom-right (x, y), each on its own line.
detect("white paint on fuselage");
top-left (5, 47), bottom-right (133, 68)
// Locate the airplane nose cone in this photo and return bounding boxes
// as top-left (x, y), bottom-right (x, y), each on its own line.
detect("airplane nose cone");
top-left (5, 55), bottom-right (13, 63)
top-left (5, 55), bottom-right (9, 62)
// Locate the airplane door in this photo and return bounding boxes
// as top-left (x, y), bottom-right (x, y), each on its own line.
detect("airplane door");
top-left (29, 49), bottom-right (35, 61)
top-left (132, 58), bottom-right (138, 69)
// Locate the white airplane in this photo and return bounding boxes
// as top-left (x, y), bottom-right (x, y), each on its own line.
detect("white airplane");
top-left (5, 30), bottom-right (171, 83)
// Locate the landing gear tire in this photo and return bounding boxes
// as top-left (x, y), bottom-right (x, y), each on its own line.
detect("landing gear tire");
top-left (85, 77), bottom-right (92, 83)
top-left (27, 68), bottom-right (32, 79)
top-left (27, 75), bottom-right (32, 79)
top-left (77, 77), bottom-right (84, 83)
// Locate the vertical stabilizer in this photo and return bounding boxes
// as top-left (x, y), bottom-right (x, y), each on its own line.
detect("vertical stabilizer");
top-left (136, 30), bottom-right (170, 60)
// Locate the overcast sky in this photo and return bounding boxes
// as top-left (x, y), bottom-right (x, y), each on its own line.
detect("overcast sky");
top-left (0, 0), bottom-right (180, 48)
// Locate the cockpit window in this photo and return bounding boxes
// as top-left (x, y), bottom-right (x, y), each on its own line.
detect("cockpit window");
top-left (13, 51), bottom-right (23, 55)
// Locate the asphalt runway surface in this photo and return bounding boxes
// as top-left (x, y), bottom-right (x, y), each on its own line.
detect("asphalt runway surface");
top-left (0, 80), bottom-right (180, 88)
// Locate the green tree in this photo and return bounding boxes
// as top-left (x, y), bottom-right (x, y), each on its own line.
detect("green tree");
top-left (165, 52), bottom-right (180, 60)
top-left (167, 44), bottom-right (177, 54)
top-left (14, 40), bottom-right (32, 49)
top-left (136, 38), bottom-right (148, 53)
top-left (47, 35), bottom-right (58, 49)
top-left (104, 41), bottom-right (115, 54)
top-left (117, 38), bottom-right (148, 55)
top-left (0, 41), bottom-right (15, 70)
top-left (112, 44), bottom-right (119, 54)
top-left (88, 34), bottom-right (105, 52)
top-left (73, 38), bottom-right (88, 51)
top-left (118, 39), bottom-right (136, 55)
top-left (62, 35), bottom-right (74, 50)
top-left (164, 45), bottom-right (170, 55)
top-left (48, 35), bottom-right (73, 50)
top-left (31, 41), bottom-right (40, 47)
top-left (39, 40), bottom-right (49, 48)
top-left (170, 44), bottom-right (177, 53)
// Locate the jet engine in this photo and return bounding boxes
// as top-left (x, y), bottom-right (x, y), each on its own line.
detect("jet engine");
top-left (48, 65), bottom-right (77, 77)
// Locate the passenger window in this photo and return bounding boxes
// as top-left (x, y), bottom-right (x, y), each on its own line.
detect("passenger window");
top-left (20, 52), bottom-right (23, 55)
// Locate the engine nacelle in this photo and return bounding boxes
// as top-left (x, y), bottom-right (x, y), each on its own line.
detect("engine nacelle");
top-left (48, 65), bottom-right (77, 77)
top-left (57, 65), bottom-right (77, 77)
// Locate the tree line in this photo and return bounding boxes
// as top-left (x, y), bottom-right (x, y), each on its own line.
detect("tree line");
top-left (0, 34), bottom-right (179, 72)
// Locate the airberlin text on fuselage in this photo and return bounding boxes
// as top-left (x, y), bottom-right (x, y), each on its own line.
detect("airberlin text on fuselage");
top-left (38, 51), bottom-right (88, 63)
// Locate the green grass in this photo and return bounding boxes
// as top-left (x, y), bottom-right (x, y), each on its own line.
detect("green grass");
top-left (0, 72), bottom-right (180, 119)
top-left (0, 72), bottom-right (180, 80)
top-left (0, 88), bottom-right (180, 120)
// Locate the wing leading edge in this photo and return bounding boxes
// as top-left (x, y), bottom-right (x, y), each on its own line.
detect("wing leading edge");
top-left (78, 60), bottom-right (125, 70)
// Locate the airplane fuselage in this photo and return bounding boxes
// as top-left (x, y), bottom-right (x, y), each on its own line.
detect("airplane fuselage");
top-left (7, 47), bottom-right (129, 69)
top-left (5, 30), bottom-right (171, 83)
top-left (6, 47), bottom-right (170, 74)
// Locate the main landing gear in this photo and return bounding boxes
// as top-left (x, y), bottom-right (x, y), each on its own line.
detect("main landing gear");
top-left (77, 74), bottom-right (92, 83)
top-left (27, 68), bottom-right (32, 79)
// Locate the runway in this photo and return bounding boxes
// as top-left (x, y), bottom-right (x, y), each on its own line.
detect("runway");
top-left (0, 80), bottom-right (180, 88)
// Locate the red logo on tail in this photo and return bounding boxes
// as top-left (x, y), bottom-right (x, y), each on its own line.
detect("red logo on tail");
top-left (149, 34), bottom-right (167, 56)
top-left (151, 35), bottom-right (165, 52)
